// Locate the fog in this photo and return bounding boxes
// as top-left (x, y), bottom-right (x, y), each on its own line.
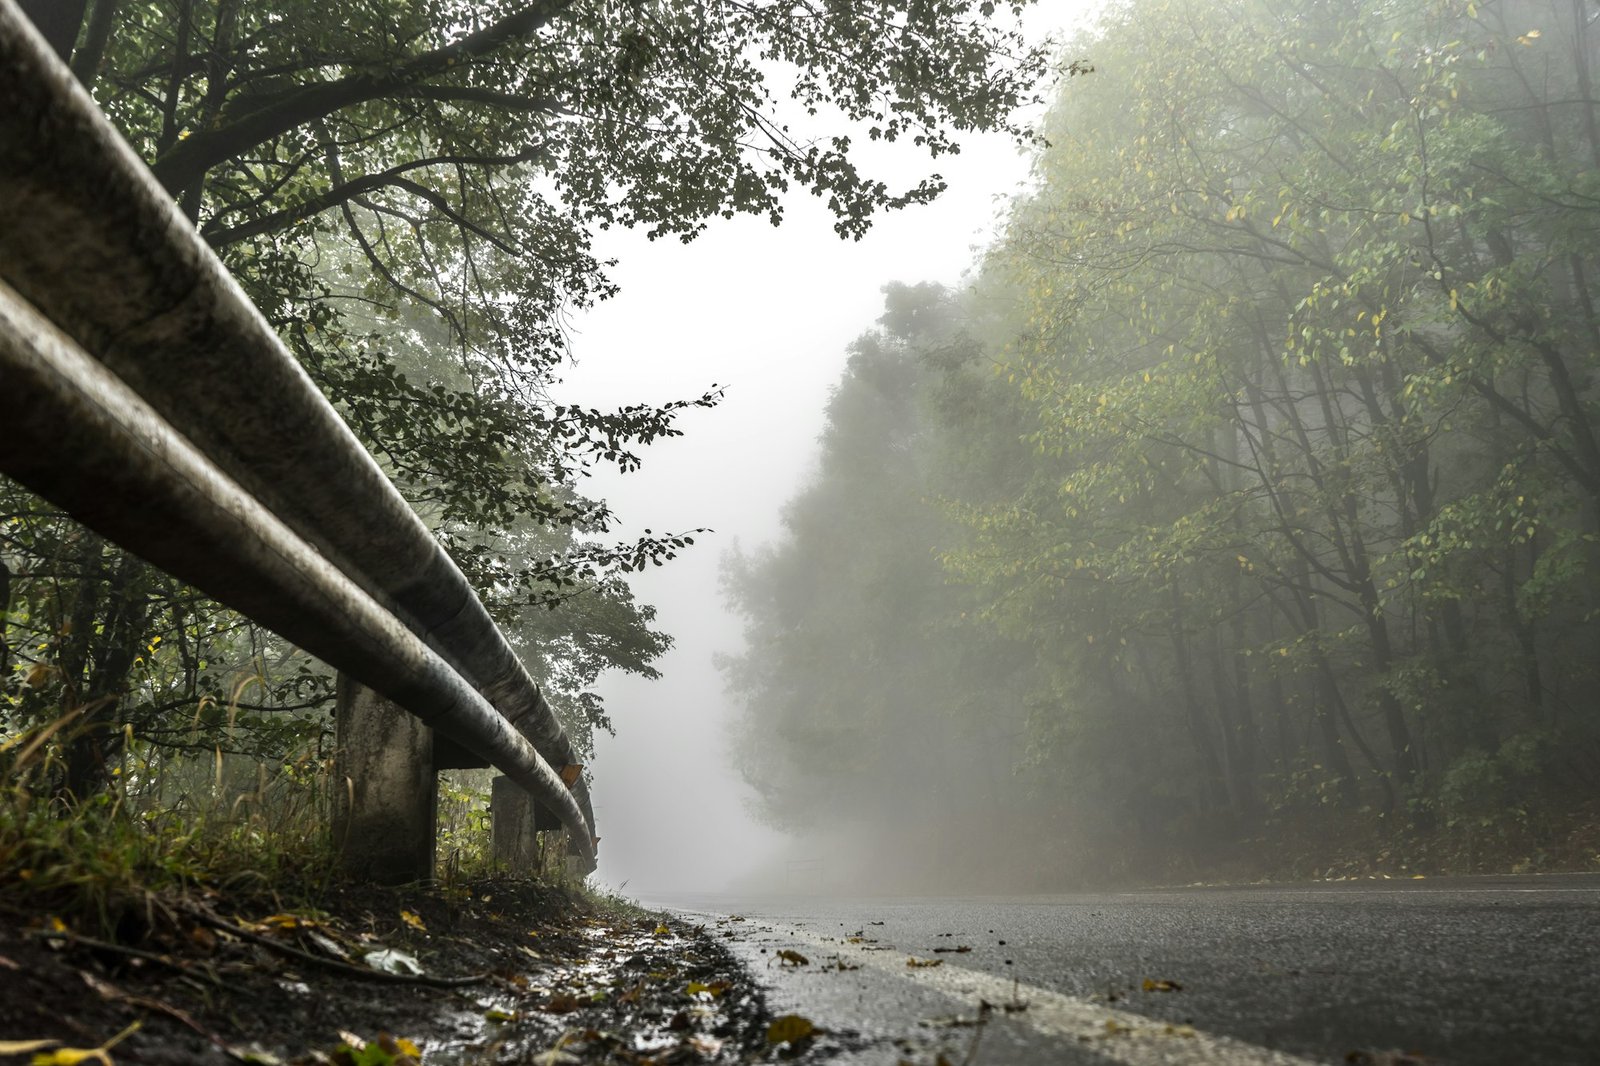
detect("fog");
top-left (560, 0), bottom-right (1600, 897)
top-left (558, 142), bottom-right (1041, 896)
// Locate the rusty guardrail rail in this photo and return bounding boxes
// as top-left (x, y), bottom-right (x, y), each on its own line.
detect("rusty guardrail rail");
top-left (0, 3), bottom-right (596, 876)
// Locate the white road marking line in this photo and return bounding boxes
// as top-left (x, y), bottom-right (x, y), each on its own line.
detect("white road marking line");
top-left (767, 923), bottom-right (1328, 1066)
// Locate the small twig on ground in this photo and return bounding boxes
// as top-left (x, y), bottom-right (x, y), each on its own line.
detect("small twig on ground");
top-left (179, 904), bottom-right (490, 988)
top-left (22, 929), bottom-right (222, 985)
top-left (80, 970), bottom-right (232, 1052)
top-left (957, 1000), bottom-right (992, 1066)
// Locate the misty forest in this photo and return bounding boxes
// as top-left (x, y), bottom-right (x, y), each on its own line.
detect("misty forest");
top-left (1, 0), bottom-right (1596, 902)
top-left (4, 0), bottom-right (1600, 1061)
top-left (723, 0), bottom-right (1600, 889)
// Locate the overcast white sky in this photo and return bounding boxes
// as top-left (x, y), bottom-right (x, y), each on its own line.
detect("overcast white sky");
top-left (558, 3), bottom-right (1101, 897)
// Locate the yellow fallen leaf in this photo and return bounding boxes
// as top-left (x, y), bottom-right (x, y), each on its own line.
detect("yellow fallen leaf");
top-left (766, 1014), bottom-right (815, 1045)
top-left (653, 923), bottom-right (670, 936)
top-left (399, 910), bottom-right (427, 933)
top-left (29, 1022), bottom-right (138, 1066)
top-left (906, 957), bottom-right (943, 968)
top-left (373, 1032), bottom-right (421, 1059)
top-left (1143, 978), bottom-right (1182, 992)
top-left (31, 1048), bottom-right (110, 1066)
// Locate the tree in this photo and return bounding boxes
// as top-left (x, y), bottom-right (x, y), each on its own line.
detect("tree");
top-left (4, 0), bottom-right (1050, 790)
top-left (725, 0), bottom-right (1600, 886)
top-left (721, 284), bottom-right (1045, 887)
top-left (960, 0), bottom-right (1600, 851)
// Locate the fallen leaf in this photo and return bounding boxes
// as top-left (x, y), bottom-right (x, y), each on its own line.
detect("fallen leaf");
top-left (542, 993), bottom-right (582, 1013)
top-left (26, 1022), bottom-right (139, 1066)
top-left (31, 1049), bottom-right (111, 1066)
top-left (765, 1015), bottom-right (816, 1046)
top-left (306, 931), bottom-right (350, 961)
top-left (482, 1008), bottom-right (517, 1023)
top-left (258, 914), bottom-right (304, 930)
top-left (399, 911), bottom-right (427, 933)
top-left (1142, 978), bottom-right (1182, 992)
top-left (328, 1031), bottom-right (420, 1066)
top-left (906, 957), bottom-right (943, 969)
top-left (361, 948), bottom-right (423, 976)
top-left (687, 1034), bottom-right (724, 1056)
top-left (653, 923), bottom-right (671, 937)
top-left (529, 1050), bottom-right (580, 1066)
top-left (373, 1033), bottom-right (421, 1063)
top-left (685, 980), bottom-right (729, 998)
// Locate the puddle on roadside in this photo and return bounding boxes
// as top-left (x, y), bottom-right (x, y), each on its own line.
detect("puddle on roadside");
top-left (411, 921), bottom-right (761, 1065)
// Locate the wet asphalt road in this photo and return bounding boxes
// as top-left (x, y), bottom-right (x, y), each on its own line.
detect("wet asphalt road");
top-left (651, 874), bottom-right (1600, 1065)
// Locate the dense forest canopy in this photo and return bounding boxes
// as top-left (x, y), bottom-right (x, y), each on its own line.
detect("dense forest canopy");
top-left (1, 0), bottom-right (1048, 796)
top-left (723, 0), bottom-right (1600, 888)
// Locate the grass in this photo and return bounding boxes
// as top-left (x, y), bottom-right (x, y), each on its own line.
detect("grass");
top-left (0, 706), bottom-right (528, 937)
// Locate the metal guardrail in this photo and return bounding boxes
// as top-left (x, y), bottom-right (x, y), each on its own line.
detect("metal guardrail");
top-left (0, 4), bottom-right (596, 866)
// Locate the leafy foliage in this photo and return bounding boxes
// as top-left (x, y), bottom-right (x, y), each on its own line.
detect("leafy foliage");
top-left (725, 0), bottom-right (1600, 884)
top-left (3, 0), bottom-right (1047, 786)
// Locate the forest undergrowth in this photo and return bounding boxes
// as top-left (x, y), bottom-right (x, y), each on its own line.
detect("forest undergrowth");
top-left (0, 710), bottom-right (794, 1066)
top-left (1124, 795), bottom-right (1600, 889)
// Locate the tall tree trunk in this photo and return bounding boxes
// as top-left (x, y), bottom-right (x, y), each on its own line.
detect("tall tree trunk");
top-left (61, 552), bottom-right (152, 799)
top-left (1169, 584), bottom-right (1230, 820)
top-left (69, 0), bottom-right (121, 87)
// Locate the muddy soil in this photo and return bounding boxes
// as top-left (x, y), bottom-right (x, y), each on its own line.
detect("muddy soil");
top-left (0, 879), bottom-right (841, 1065)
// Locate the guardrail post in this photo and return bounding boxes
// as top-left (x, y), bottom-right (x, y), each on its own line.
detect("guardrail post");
top-left (490, 774), bottom-right (538, 874)
top-left (332, 673), bottom-right (437, 884)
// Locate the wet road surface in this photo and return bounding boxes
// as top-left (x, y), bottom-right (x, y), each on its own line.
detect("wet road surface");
top-left (648, 874), bottom-right (1600, 1065)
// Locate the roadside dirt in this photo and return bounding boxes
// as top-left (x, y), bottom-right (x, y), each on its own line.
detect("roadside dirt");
top-left (0, 879), bottom-right (839, 1065)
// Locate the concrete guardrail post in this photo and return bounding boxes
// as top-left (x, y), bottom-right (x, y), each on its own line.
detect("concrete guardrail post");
top-left (332, 673), bottom-right (437, 884)
top-left (490, 775), bottom-right (537, 874)
top-left (491, 776), bottom-right (573, 876)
